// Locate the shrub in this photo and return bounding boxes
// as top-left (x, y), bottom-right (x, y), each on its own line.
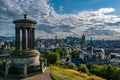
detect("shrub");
top-left (46, 51), bottom-right (60, 65)
top-left (78, 64), bottom-right (89, 74)
top-left (71, 50), bottom-right (79, 58)
top-left (89, 64), bottom-right (120, 80)
top-left (67, 63), bottom-right (78, 70)
top-left (53, 47), bottom-right (67, 58)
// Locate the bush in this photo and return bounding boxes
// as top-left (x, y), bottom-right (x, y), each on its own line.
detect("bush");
top-left (78, 64), bottom-right (89, 74)
top-left (46, 51), bottom-right (60, 65)
top-left (53, 47), bottom-right (67, 58)
top-left (89, 64), bottom-right (120, 80)
top-left (67, 63), bottom-right (78, 70)
top-left (71, 50), bottom-right (79, 58)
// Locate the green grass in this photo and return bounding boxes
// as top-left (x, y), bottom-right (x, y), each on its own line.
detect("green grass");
top-left (50, 65), bottom-right (105, 80)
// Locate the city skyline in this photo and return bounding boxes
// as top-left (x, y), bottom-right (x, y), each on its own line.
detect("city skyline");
top-left (0, 0), bottom-right (120, 40)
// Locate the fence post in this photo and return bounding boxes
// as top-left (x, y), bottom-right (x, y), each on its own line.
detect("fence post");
top-left (45, 59), bottom-right (47, 66)
top-left (40, 60), bottom-right (43, 73)
top-left (23, 64), bottom-right (27, 77)
top-left (5, 63), bottom-right (8, 77)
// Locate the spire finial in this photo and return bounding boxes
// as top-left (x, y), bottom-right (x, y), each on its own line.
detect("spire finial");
top-left (24, 14), bottom-right (27, 19)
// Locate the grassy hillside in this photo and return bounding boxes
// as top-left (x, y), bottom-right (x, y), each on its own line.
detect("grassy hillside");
top-left (50, 65), bottom-right (105, 80)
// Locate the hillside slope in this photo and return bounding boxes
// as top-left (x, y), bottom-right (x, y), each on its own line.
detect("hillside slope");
top-left (50, 65), bottom-right (105, 80)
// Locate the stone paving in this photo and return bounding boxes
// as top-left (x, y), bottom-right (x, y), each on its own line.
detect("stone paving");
top-left (22, 67), bottom-right (52, 80)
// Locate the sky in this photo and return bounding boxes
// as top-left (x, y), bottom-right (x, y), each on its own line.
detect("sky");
top-left (0, 0), bottom-right (120, 40)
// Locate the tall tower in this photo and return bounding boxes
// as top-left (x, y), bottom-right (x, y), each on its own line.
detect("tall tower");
top-left (13, 14), bottom-right (37, 50)
top-left (81, 34), bottom-right (85, 43)
top-left (90, 37), bottom-right (93, 47)
top-left (81, 34), bottom-right (86, 48)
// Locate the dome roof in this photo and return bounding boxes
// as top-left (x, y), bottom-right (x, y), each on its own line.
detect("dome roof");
top-left (13, 14), bottom-right (37, 24)
top-left (13, 19), bottom-right (37, 24)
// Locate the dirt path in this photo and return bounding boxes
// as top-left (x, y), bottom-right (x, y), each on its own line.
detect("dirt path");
top-left (22, 67), bottom-right (52, 80)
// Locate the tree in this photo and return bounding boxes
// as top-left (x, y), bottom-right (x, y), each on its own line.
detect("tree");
top-left (89, 64), bottom-right (120, 80)
top-left (71, 50), bottom-right (79, 58)
top-left (67, 63), bottom-right (78, 70)
top-left (116, 69), bottom-right (120, 80)
top-left (46, 51), bottom-right (60, 65)
top-left (62, 48), bottom-right (67, 57)
top-left (53, 47), bottom-right (67, 58)
top-left (89, 64), bottom-right (104, 77)
top-left (105, 65), bottom-right (120, 80)
top-left (78, 64), bottom-right (89, 74)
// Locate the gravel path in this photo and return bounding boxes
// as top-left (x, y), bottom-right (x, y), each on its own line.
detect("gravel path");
top-left (22, 67), bottom-right (52, 80)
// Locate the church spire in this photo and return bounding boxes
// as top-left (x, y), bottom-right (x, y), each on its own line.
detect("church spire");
top-left (90, 37), bottom-right (93, 47)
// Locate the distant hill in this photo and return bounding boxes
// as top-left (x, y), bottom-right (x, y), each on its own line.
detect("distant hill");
top-left (0, 36), bottom-right (13, 41)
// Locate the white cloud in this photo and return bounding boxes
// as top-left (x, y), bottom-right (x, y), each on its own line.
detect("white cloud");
top-left (97, 8), bottom-right (115, 14)
top-left (0, 0), bottom-right (120, 39)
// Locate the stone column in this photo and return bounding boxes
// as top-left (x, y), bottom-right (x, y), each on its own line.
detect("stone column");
top-left (15, 28), bottom-right (17, 50)
top-left (18, 28), bottom-right (20, 50)
top-left (15, 28), bottom-right (20, 50)
top-left (22, 28), bottom-right (26, 50)
top-left (29, 28), bottom-right (35, 50)
top-left (32, 28), bottom-right (35, 49)
top-left (27, 28), bottom-right (30, 50)
top-left (30, 28), bottom-right (32, 50)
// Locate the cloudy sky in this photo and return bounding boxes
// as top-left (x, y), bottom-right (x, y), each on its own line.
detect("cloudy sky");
top-left (0, 0), bottom-right (120, 40)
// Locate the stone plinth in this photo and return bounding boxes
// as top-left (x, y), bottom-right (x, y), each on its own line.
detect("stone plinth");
top-left (12, 55), bottom-right (40, 66)
top-left (11, 50), bottom-right (40, 66)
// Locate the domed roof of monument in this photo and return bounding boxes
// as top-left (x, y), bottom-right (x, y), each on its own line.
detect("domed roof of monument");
top-left (13, 14), bottom-right (37, 24)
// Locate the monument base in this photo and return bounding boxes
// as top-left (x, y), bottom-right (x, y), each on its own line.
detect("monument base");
top-left (5, 50), bottom-right (41, 77)
top-left (11, 50), bottom-right (40, 65)
top-left (12, 55), bottom-right (40, 66)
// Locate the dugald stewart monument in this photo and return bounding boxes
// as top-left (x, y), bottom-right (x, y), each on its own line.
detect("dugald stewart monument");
top-left (4, 14), bottom-right (46, 77)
